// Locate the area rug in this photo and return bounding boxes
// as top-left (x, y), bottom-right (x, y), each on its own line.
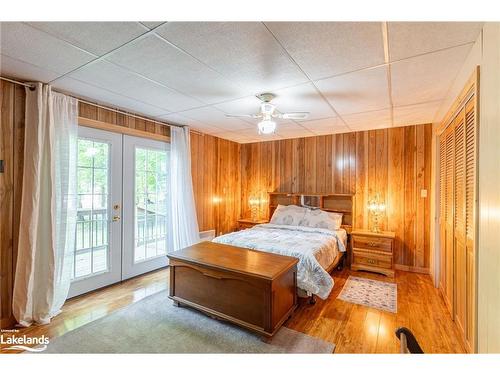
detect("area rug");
top-left (41, 291), bottom-right (335, 353)
top-left (337, 276), bottom-right (397, 313)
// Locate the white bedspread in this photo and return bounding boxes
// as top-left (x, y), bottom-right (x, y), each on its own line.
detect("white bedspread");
top-left (212, 224), bottom-right (347, 299)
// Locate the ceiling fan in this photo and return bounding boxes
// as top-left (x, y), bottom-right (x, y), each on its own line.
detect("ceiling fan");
top-left (225, 93), bottom-right (309, 134)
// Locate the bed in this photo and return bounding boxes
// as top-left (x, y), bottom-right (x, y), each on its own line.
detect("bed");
top-left (213, 192), bottom-right (354, 301)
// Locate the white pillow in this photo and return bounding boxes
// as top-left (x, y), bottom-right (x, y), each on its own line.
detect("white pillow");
top-left (270, 204), bottom-right (307, 226)
top-left (299, 208), bottom-right (343, 230)
top-left (328, 211), bottom-right (343, 230)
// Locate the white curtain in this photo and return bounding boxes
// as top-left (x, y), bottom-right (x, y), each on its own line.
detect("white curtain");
top-left (12, 83), bottom-right (78, 326)
top-left (170, 126), bottom-right (200, 251)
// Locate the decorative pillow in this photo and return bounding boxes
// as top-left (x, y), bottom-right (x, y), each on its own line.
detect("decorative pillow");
top-left (328, 211), bottom-right (343, 230)
top-left (270, 204), bottom-right (307, 226)
top-left (299, 209), bottom-right (343, 230)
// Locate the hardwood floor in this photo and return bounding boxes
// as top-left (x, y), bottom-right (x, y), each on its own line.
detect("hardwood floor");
top-left (0, 267), bottom-right (465, 354)
top-left (287, 268), bottom-right (465, 353)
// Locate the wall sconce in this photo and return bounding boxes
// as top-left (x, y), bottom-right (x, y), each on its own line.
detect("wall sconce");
top-left (248, 197), bottom-right (261, 221)
top-left (368, 193), bottom-right (386, 233)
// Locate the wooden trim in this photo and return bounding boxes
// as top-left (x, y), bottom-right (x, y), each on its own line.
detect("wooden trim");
top-left (268, 191), bottom-right (354, 229)
top-left (437, 67), bottom-right (479, 136)
top-left (78, 117), bottom-right (170, 142)
top-left (394, 264), bottom-right (430, 274)
top-left (268, 191), bottom-right (354, 198)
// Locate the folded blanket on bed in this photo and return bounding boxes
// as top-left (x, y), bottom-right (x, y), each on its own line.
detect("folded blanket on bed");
top-left (212, 224), bottom-right (346, 299)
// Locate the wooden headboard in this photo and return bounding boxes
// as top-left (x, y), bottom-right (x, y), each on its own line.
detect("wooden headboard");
top-left (268, 192), bottom-right (354, 233)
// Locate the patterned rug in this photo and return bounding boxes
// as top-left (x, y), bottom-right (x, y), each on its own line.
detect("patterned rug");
top-left (337, 276), bottom-right (397, 313)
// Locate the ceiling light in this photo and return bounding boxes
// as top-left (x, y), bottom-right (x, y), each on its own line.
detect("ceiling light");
top-left (260, 102), bottom-right (275, 115)
top-left (258, 119), bottom-right (276, 134)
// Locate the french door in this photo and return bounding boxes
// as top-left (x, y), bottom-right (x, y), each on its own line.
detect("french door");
top-left (69, 127), bottom-right (169, 298)
top-left (122, 136), bottom-right (170, 279)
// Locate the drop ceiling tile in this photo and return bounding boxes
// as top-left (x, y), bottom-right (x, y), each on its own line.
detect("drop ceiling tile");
top-left (299, 117), bottom-right (350, 135)
top-left (234, 127), bottom-right (267, 138)
top-left (106, 34), bottom-right (248, 104)
top-left (140, 22), bottom-right (166, 30)
top-left (179, 106), bottom-right (254, 131)
top-left (342, 109), bottom-right (392, 131)
top-left (155, 22), bottom-right (309, 93)
top-left (0, 54), bottom-right (60, 82)
top-left (275, 123), bottom-right (315, 139)
top-left (315, 65), bottom-right (390, 115)
top-left (52, 77), bottom-right (168, 117)
top-left (211, 130), bottom-right (255, 143)
top-left (159, 113), bottom-right (224, 134)
top-left (158, 113), bottom-right (195, 126)
top-left (393, 100), bottom-right (443, 127)
top-left (266, 22), bottom-right (385, 80)
top-left (67, 60), bottom-right (202, 112)
top-left (388, 22), bottom-right (483, 62)
top-left (272, 83), bottom-right (336, 121)
top-left (391, 44), bottom-right (473, 107)
top-left (213, 95), bottom-right (263, 116)
top-left (434, 38), bottom-right (482, 123)
top-left (27, 22), bottom-right (148, 56)
top-left (0, 22), bottom-right (96, 75)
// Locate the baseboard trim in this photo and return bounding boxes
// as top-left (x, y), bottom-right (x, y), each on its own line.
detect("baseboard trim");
top-left (394, 264), bottom-right (430, 274)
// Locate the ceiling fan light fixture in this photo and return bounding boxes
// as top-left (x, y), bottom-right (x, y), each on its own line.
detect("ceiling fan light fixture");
top-left (260, 102), bottom-right (275, 115)
top-left (257, 119), bottom-right (276, 134)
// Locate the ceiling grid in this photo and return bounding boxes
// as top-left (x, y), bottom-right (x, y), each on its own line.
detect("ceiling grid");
top-left (0, 21), bottom-right (483, 143)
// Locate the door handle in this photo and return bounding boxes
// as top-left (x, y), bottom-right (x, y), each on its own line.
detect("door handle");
top-left (112, 215), bottom-right (121, 222)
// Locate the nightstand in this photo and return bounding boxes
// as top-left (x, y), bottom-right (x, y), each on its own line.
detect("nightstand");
top-left (351, 229), bottom-right (396, 277)
top-left (237, 218), bottom-right (269, 230)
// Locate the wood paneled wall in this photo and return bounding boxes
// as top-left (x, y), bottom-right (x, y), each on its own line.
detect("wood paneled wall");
top-left (190, 132), bottom-right (241, 236)
top-left (0, 81), bottom-right (25, 328)
top-left (0, 86), bottom-right (238, 328)
top-left (78, 102), bottom-right (171, 138)
top-left (240, 124), bottom-right (433, 272)
top-left (0, 79), bottom-right (433, 330)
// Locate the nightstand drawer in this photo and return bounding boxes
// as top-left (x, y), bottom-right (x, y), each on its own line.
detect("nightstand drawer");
top-left (353, 250), bottom-right (392, 270)
top-left (353, 235), bottom-right (392, 252)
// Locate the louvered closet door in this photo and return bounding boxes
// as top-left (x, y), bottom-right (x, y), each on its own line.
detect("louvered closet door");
top-left (444, 126), bottom-right (455, 315)
top-left (454, 109), bottom-right (466, 337)
top-left (464, 97), bottom-right (477, 352)
top-left (439, 136), bottom-right (447, 296)
top-left (438, 71), bottom-right (478, 352)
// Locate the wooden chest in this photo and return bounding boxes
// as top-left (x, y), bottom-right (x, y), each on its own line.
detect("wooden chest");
top-left (167, 241), bottom-right (298, 337)
top-left (351, 230), bottom-right (396, 277)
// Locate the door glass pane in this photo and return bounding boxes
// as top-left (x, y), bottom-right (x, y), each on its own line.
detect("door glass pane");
top-left (134, 147), bottom-right (168, 263)
top-left (73, 139), bottom-right (110, 279)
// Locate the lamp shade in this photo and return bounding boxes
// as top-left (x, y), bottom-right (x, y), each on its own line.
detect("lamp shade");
top-left (257, 119), bottom-right (276, 134)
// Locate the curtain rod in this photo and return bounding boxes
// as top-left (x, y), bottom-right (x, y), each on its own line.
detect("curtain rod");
top-left (0, 76), bottom-right (186, 129)
top-left (0, 76), bottom-right (36, 90)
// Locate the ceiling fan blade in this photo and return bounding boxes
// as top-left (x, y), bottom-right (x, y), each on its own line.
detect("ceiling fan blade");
top-left (225, 113), bottom-right (261, 119)
top-left (280, 112), bottom-right (310, 120)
